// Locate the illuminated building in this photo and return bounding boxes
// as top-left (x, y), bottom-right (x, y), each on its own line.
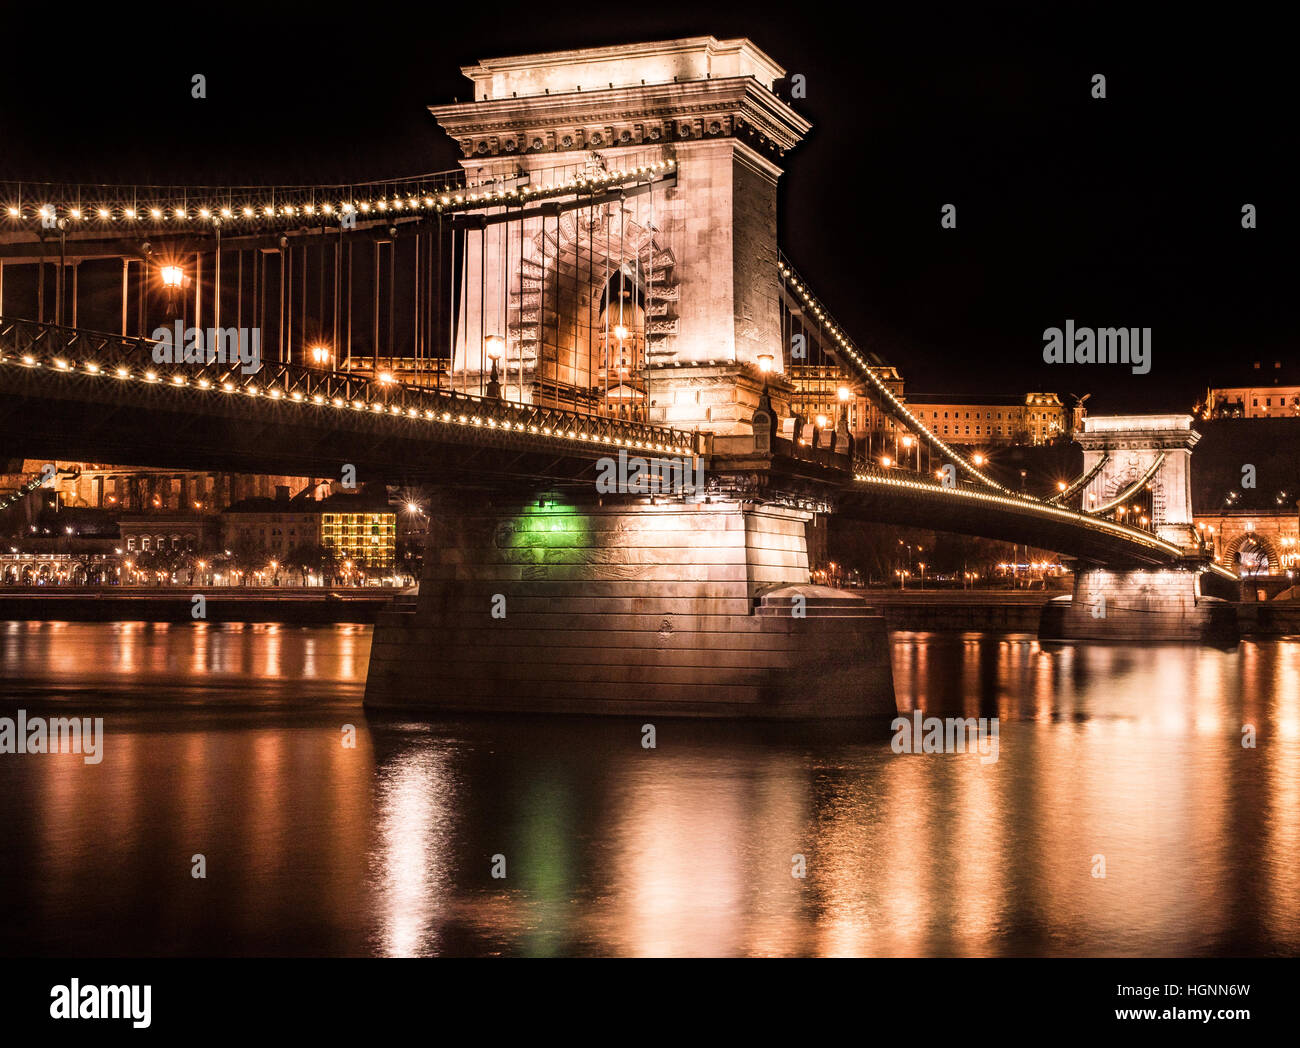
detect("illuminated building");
top-left (1199, 359), bottom-right (1300, 418)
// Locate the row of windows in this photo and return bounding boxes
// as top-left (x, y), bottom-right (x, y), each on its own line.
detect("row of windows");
top-left (125, 535), bottom-right (197, 551)
top-left (927, 409), bottom-right (1061, 421)
top-left (321, 514), bottom-right (394, 525)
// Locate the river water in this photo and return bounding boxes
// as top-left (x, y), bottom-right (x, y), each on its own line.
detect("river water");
top-left (1, 620), bottom-right (1297, 956)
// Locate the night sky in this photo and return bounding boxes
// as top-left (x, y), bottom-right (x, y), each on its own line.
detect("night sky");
top-left (1, 4), bottom-right (1291, 414)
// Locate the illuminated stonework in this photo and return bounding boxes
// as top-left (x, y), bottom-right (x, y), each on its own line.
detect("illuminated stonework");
top-left (1078, 414), bottom-right (1201, 549)
top-left (427, 37), bottom-right (811, 428)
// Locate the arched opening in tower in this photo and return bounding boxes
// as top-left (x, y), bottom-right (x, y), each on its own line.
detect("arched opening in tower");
top-left (596, 261), bottom-right (648, 420)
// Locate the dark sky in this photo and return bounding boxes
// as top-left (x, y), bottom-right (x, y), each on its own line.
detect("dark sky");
top-left (1, 3), bottom-right (1291, 413)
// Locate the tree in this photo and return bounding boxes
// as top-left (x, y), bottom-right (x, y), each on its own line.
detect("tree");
top-left (228, 537), bottom-right (269, 587)
top-left (284, 542), bottom-right (333, 586)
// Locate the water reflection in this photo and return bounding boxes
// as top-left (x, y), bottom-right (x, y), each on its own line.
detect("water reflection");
top-left (371, 742), bottom-right (457, 957)
top-left (1, 623), bottom-right (1297, 956)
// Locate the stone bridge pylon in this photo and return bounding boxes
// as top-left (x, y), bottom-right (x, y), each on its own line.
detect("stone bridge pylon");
top-left (428, 36), bottom-right (811, 439)
top-left (1077, 414), bottom-right (1201, 550)
top-left (364, 37), bottom-right (898, 720)
top-left (1043, 413), bottom-right (1238, 644)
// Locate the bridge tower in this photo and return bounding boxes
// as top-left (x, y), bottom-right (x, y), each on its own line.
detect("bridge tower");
top-left (1042, 413), bottom-right (1237, 644)
top-left (427, 36), bottom-right (809, 437)
top-left (1077, 414), bottom-right (1200, 550)
top-left (365, 38), bottom-right (896, 719)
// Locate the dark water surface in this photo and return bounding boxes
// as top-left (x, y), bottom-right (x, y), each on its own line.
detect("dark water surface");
top-left (1, 620), bottom-right (1298, 956)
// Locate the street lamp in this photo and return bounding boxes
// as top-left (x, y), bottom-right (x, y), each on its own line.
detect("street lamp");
top-left (757, 353), bottom-right (774, 391)
top-left (310, 345), bottom-right (332, 366)
top-left (901, 433), bottom-right (919, 471)
top-left (160, 263), bottom-right (184, 314)
top-left (485, 335), bottom-right (505, 399)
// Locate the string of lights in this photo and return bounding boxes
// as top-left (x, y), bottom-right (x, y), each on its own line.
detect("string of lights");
top-left (0, 317), bottom-right (696, 462)
top-left (851, 466), bottom-right (1190, 560)
top-left (0, 162), bottom-right (675, 230)
top-left (778, 251), bottom-right (1011, 494)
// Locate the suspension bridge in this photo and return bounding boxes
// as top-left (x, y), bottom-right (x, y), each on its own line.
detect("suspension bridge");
top-left (0, 36), bottom-right (1237, 718)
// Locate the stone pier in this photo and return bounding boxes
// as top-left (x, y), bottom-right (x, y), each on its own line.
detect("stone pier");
top-left (364, 495), bottom-right (896, 719)
top-left (1040, 565), bottom-right (1238, 643)
top-left (1041, 413), bottom-right (1239, 644)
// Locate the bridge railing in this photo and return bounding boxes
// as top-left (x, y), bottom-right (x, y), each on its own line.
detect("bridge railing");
top-left (0, 316), bottom-right (699, 459)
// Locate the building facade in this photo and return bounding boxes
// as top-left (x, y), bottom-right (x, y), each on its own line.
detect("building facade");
top-left (220, 490), bottom-right (397, 573)
top-left (0, 460), bottom-right (328, 513)
top-left (902, 392), bottom-right (1069, 446)
top-left (1192, 507), bottom-right (1299, 577)
top-left (1200, 360), bottom-right (1300, 419)
top-left (785, 367), bottom-right (1073, 456)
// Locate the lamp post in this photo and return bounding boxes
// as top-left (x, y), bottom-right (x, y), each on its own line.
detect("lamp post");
top-left (835, 385), bottom-right (852, 455)
top-left (753, 354), bottom-right (777, 451)
top-left (485, 335), bottom-right (505, 399)
top-left (902, 434), bottom-right (917, 472)
top-left (160, 264), bottom-right (184, 315)
top-left (813, 412), bottom-right (828, 449)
